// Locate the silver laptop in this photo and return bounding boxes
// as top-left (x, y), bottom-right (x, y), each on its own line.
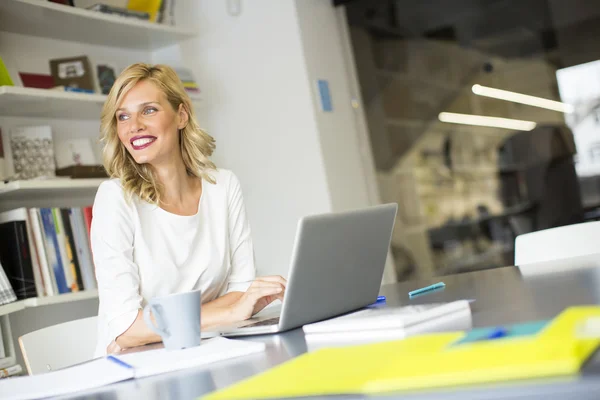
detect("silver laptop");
top-left (208, 203), bottom-right (398, 337)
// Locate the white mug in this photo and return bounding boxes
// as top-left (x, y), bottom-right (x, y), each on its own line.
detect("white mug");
top-left (143, 289), bottom-right (202, 351)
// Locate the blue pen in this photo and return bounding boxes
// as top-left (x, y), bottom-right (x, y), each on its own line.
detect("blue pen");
top-left (408, 282), bottom-right (445, 297)
top-left (377, 295), bottom-right (386, 302)
top-left (107, 355), bottom-right (134, 369)
top-left (486, 327), bottom-right (508, 340)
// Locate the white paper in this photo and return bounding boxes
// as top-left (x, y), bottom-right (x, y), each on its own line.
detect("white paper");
top-left (0, 337), bottom-right (265, 400)
top-left (0, 358), bottom-right (133, 400)
top-left (118, 337), bottom-right (266, 378)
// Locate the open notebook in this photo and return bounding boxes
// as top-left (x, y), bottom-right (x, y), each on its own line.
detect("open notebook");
top-left (1, 337), bottom-right (265, 400)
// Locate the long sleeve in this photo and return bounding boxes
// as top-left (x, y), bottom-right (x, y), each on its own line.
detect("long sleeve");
top-left (225, 172), bottom-right (256, 293)
top-left (91, 181), bottom-right (141, 345)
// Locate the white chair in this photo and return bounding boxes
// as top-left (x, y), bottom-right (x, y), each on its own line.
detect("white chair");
top-left (18, 316), bottom-right (98, 375)
top-left (514, 221), bottom-right (600, 266)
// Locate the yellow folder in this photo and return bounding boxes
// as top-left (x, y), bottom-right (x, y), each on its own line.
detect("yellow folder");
top-left (203, 307), bottom-right (600, 400)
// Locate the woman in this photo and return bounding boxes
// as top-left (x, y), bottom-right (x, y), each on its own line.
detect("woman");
top-left (91, 63), bottom-right (286, 356)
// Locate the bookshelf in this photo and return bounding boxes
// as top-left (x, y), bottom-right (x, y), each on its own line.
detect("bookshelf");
top-left (0, 0), bottom-right (199, 370)
top-left (0, 179), bottom-right (106, 212)
top-left (0, 0), bottom-right (196, 50)
top-left (0, 290), bottom-right (99, 317)
top-left (0, 86), bottom-right (107, 119)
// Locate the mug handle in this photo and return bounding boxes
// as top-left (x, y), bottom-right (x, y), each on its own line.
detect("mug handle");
top-left (143, 303), bottom-right (170, 338)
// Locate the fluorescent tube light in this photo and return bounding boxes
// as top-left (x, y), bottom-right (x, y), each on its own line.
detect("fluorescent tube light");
top-left (472, 84), bottom-right (574, 114)
top-left (438, 112), bottom-right (537, 131)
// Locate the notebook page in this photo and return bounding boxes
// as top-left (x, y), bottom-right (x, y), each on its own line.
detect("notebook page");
top-left (117, 337), bottom-right (266, 378)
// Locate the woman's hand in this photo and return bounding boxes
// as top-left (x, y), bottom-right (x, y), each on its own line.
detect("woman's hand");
top-left (231, 276), bottom-right (287, 321)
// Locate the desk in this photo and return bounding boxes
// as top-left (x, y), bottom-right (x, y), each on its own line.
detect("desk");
top-left (68, 262), bottom-right (600, 400)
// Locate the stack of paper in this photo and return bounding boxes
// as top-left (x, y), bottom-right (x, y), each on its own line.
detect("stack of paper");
top-left (1, 337), bottom-right (265, 400)
top-left (303, 300), bottom-right (473, 347)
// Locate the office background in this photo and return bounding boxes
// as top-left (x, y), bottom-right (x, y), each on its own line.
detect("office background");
top-left (1, 0), bottom-right (600, 376)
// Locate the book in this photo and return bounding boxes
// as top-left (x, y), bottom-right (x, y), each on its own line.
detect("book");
top-left (50, 85), bottom-right (94, 94)
top-left (0, 56), bottom-right (14, 86)
top-left (0, 260), bottom-right (17, 306)
top-left (68, 208), bottom-right (96, 290)
top-left (8, 126), bottom-right (56, 180)
top-left (302, 300), bottom-right (473, 336)
top-left (51, 209), bottom-right (78, 292)
top-left (0, 128), bottom-right (12, 181)
top-left (18, 73), bottom-right (54, 89)
top-left (126, 0), bottom-right (162, 22)
top-left (0, 128), bottom-right (6, 181)
top-left (49, 56), bottom-right (95, 92)
top-left (29, 209), bottom-right (57, 296)
top-left (60, 209), bottom-right (84, 291)
top-left (96, 64), bottom-right (117, 95)
top-left (0, 220), bottom-right (37, 299)
top-left (87, 3), bottom-right (150, 20)
top-left (39, 208), bottom-right (70, 294)
top-left (0, 209), bottom-right (46, 297)
top-left (82, 207), bottom-right (93, 246)
top-left (174, 68), bottom-right (201, 99)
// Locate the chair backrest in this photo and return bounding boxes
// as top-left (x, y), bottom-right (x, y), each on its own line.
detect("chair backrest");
top-left (19, 316), bottom-right (98, 375)
top-left (515, 221), bottom-right (600, 267)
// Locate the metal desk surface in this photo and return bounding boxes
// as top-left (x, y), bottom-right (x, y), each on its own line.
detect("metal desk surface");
top-left (66, 256), bottom-right (600, 400)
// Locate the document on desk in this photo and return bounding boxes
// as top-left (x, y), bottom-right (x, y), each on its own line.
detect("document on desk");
top-left (0, 337), bottom-right (265, 400)
top-left (0, 357), bottom-right (133, 400)
top-left (302, 300), bottom-right (473, 344)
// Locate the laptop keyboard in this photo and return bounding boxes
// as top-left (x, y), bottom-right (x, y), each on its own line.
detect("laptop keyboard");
top-left (244, 317), bottom-right (280, 328)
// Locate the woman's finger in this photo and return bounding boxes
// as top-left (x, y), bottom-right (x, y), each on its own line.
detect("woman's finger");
top-left (248, 281), bottom-right (284, 292)
top-left (246, 286), bottom-right (283, 301)
top-left (254, 275), bottom-right (287, 287)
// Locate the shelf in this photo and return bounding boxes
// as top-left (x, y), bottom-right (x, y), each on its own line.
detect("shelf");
top-left (0, 301), bottom-right (25, 317)
top-left (0, 290), bottom-right (98, 317)
top-left (0, 178), bottom-right (106, 200)
top-left (0, 0), bottom-right (196, 50)
top-left (0, 86), bottom-right (107, 119)
top-left (24, 289), bottom-right (98, 307)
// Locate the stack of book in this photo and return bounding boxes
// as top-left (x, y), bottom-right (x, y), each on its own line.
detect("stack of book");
top-left (0, 207), bottom-right (96, 300)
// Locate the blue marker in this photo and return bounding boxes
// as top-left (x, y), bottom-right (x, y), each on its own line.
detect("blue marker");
top-left (107, 355), bottom-right (134, 369)
top-left (408, 282), bottom-right (446, 298)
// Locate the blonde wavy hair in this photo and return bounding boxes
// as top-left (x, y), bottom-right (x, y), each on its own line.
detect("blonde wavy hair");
top-left (100, 63), bottom-right (216, 205)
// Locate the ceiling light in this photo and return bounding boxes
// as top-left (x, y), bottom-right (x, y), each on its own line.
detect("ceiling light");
top-left (438, 112), bottom-right (537, 131)
top-left (472, 84), bottom-right (574, 114)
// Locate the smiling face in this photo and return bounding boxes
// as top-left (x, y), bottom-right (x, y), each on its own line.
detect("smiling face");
top-left (115, 80), bottom-right (188, 166)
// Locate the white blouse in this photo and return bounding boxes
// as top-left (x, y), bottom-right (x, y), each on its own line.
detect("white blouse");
top-left (91, 169), bottom-right (256, 357)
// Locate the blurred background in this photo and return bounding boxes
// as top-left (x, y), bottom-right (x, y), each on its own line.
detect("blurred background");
top-left (341, 0), bottom-right (600, 280)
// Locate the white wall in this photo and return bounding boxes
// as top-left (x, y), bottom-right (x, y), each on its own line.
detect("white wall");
top-left (180, 1), bottom-right (333, 278)
top-left (179, 1), bottom-right (394, 280)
